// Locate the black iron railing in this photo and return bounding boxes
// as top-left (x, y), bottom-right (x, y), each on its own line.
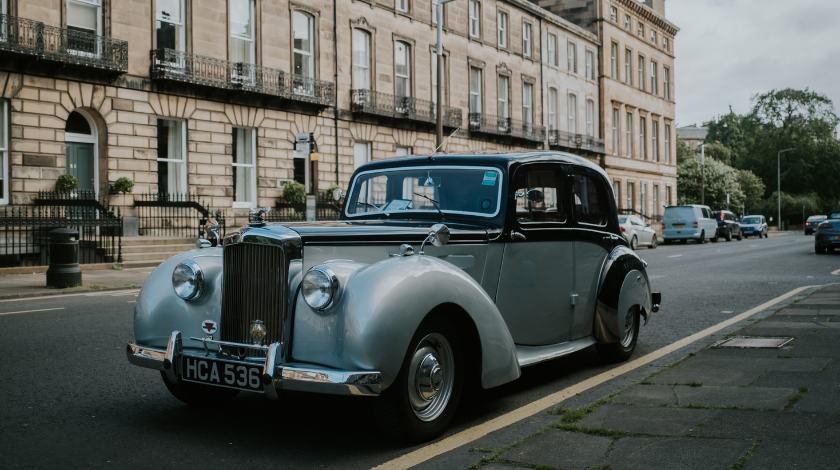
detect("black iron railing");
top-left (351, 90), bottom-right (462, 128)
top-left (151, 49), bottom-right (335, 107)
top-left (468, 113), bottom-right (545, 143)
top-left (618, 208), bottom-right (663, 223)
top-left (0, 206), bottom-right (122, 268)
top-left (134, 193), bottom-right (226, 239)
top-left (0, 13), bottom-right (128, 72)
top-left (549, 130), bottom-right (606, 154)
top-left (255, 194), bottom-right (341, 223)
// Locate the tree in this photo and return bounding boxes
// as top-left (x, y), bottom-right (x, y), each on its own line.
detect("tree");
top-left (677, 154), bottom-right (744, 211)
top-left (701, 142), bottom-right (732, 166)
top-left (676, 138), bottom-right (696, 164)
top-left (736, 169), bottom-right (765, 210)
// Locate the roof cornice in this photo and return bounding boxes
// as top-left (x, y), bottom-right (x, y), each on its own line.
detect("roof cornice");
top-left (615, 0), bottom-right (680, 36)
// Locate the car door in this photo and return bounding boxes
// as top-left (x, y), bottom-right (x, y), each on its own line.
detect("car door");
top-left (495, 164), bottom-right (575, 346)
top-left (632, 216), bottom-right (650, 245)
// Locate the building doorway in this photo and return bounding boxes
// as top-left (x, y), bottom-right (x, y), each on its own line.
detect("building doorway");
top-left (65, 110), bottom-right (98, 193)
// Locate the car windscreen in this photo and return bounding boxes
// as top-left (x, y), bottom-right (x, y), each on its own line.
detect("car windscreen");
top-left (664, 207), bottom-right (695, 220)
top-left (742, 217), bottom-right (761, 224)
top-left (346, 166), bottom-right (503, 218)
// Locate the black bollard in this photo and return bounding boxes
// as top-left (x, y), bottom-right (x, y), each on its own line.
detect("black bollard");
top-left (46, 228), bottom-right (82, 288)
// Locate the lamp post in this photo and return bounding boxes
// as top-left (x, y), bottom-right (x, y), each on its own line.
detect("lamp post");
top-left (777, 148), bottom-right (795, 230)
top-left (699, 143), bottom-right (706, 205)
top-left (436, 0), bottom-right (457, 149)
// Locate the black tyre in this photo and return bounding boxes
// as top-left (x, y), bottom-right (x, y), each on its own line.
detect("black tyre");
top-left (698, 230), bottom-right (706, 244)
top-left (816, 244), bottom-right (826, 254)
top-left (724, 229), bottom-right (732, 242)
top-left (630, 235), bottom-right (638, 250)
top-left (764, 231), bottom-right (769, 238)
top-left (372, 315), bottom-right (463, 443)
top-left (663, 238), bottom-right (672, 245)
top-left (680, 239), bottom-right (688, 244)
top-left (711, 231), bottom-right (719, 243)
top-left (649, 235), bottom-right (658, 249)
top-left (160, 371), bottom-right (239, 407)
top-left (596, 307), bottom-right (641, 363)
top-left (736, 230), bottom-right (743, 241)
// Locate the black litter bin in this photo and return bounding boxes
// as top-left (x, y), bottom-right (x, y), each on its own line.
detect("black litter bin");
top-left (46, 228), bottom-right (82, 288)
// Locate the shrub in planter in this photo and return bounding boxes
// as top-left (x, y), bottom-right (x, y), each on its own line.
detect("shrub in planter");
top-left (113, 177), bottom-right (135, 194)
top-left (282, 181), bottom-right (306, 204)
top-left (56, 174), bottom-right (79, 192)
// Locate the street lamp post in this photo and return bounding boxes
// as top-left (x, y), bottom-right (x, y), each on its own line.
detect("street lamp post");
top-left (436, 0), bottom-right (457, 149)
top-left (777, 148), bottom-right (795, 230)
top-left (699, 143), bottom-right (706, 205)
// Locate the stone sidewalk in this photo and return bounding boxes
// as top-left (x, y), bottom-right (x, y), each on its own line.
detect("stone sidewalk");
top-left (0, 267), bottom-right (152, 300)
top-left (468, 285), bottom-right (840, 470)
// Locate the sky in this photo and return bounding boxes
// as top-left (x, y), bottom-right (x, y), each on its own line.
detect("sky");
top-left (666, 0), bottom-right (840, 128)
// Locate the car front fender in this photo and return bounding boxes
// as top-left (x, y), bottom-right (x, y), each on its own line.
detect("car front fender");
top-left (593, 246), bottom-right (652, 344)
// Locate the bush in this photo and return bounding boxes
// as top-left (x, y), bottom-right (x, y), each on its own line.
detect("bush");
top-left (55, 174), bottom-right (79, 192)
top-left (325, 184), bottom-right (343, 200)
top-left (282, 181), bottom-right (306, 204)
top-left (113, 177), bottom-right (135, 194)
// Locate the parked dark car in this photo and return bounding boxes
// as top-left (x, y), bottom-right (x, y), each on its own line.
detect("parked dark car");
top-left (815, 210), bottom-right (840, 254)
top-left (713, 210), bottom-right (742, 242)
top-left (805, 215), bottom-right (827, 235)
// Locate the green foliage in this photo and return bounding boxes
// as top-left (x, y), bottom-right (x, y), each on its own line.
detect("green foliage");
top-left (750, 192), bottom-right (822, 221)
top-left (113, 177), bottom-right (135, 194)
top-left (703, 142), bottom-right (732, 166)
top-left (736, 169), bottom-right (765, 208)
top-left (677, 154), bottom-right (744, 211)
top-left (55, 174), bottom-right (79, 192)
top-left (676, 138), bottom-right (697, 164)
top-left (324, 184), bottom-right (343, 200)
top-left (282, 181), bottom-right (306, 204)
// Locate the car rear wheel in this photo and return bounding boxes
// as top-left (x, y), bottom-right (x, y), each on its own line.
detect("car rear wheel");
top-left (816, 244), bottom-right (826, 254)
top-left (372, 316), bottom-right (463, 443)
top-left (596, 307), bottom-right (640, 363)
top-left (680, 239), bottom-right (688, 244)
top-left (724, 229), bottom-right (732, 242)
top-left (736, 230), bottom-right (743, 241)
top-left (764, 231), bottom-right (769, 238)
top-left (663, 238), bottom-right (672, 245)
top-left (630, 235), bottom-right (638, 250)
top-left (698, 230), bottom-right (706, 244)
top-left (160, 371), bottom-right (240, 407)
top-left (649, 235), bottom-right (658, 249)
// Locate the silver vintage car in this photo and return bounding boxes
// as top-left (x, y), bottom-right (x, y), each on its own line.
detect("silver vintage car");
top-left (127, 152), bottom-right (661, 442)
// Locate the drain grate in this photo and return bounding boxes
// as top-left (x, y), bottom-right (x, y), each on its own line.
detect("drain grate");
top-left (718, 336), bottom-right (793, 348)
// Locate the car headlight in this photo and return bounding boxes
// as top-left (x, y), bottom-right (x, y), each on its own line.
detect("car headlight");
top-left (301, 265), bottom-right (339, 310)
top-left (172, 259), bottom-right (204, 301)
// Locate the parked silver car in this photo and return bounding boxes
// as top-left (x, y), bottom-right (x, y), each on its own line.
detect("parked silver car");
top-left (619, 215), bottom-right (658, 249)
top-left (126, 152), bottom-right (661, 442)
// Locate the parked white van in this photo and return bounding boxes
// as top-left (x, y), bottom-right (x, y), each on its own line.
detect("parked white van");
top-left (662, 205), bottom-right (718, 244)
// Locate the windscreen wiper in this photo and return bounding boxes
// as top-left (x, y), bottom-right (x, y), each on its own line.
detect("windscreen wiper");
top-left (414, 192), bottom-right (445, 222)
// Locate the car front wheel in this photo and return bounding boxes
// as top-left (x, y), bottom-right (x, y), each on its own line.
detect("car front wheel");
top-left (596, 307), bottom-right (640, 363)
top-left (649, 235), bottom-right (658, 249)
top-left (160, 371), bottom-right (240, 407)
top-left (630, 235), bottom-right (638, 250)
top-left (373, 316), bottom-right (463, 443)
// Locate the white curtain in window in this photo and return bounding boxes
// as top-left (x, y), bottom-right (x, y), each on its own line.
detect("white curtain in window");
top-left (0, 100), bottom-right (7, 204)
top-left (497, 12), bottom-right (506, 47)
top-left (625, 49), bottom-right (631, 85)
top-left (353, 29), bottom-right (370, 90)
top-left (612, 109), bottom-right (619, 156)
top-left (67, 0), bottom-right (101, 34)
top-left (469, 67), bottom-right (482, 113)
top-left (626, 113), bottom-right (633, 157)
top-left (294, 11), bottom-right (314, 78)
top-left (548, 88), bottom-right (557, 130)
top-left (523, 83), bottom-right (532, 124)
top-left (395, 42), bottom-right (410, 97)
top-left (156, 0), bottom-right (185, 51)
top-left (640, 117), bottom-right (646, 160)
top-left (230, 0), bottom-right (254, 64)
top-left (233, 128), bottom-right (255, 205)
top-left (497, 75), bottom-right (509, 119)
top-left (548, 34), bottom-right (556, 66)
top-left (523, 23), bottom-right (531, 57)
top-left (567, 43), bottom-right (576, 72)
top-left (586, 100), bottom-right (594, 137)
top-left (585, 51), bottom-right (593, 79)
top-left (469, 1), bottom-right (480, 38)
top-left (567, 94), bottom-right (576, 134)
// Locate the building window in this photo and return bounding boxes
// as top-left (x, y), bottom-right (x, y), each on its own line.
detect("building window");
top-left (624, 14), bottom-right (631, 30)
top-left (638, 55), bottom-right (644, 91)
top-left (651, 61), bottom-right (657, 95)
top-left (547, 33), bottom-right (556, 66)
top-left (395, 41), bottom-right (411, 97)
top-left (523, 82), bottom-right (533, 125)
top-left (156, 119), bottom-right (186, 196)
top-left (67, 0), bottom-right (102, 36)
top-left (567, 42), bottom-right (577, 73)
top-left (353, 29), bottom-right (370, 90)
top-left (293, 11), bottom-right (315, 78)
top-left (613, 181), bottom-right (620, 207)
top-left (354, 141), bottom-right (371, 169)
top-left (665, 124), bottom-right (671, 163)
top-left (568, 93), bottom-right (577, 134)
top-left (497, 11), bottom-right (507, 48)
top-left (637, 23), bottom-right (644, 38)
top-left (585, 50), bottom-right (593, 79)
top-left (652, 120), bottom-right (659, 162)
top-left (432, 0), bottom-right (438, 24)
top-left (612, 108), bottom-right (619, 155)
top-left (610, 6), bottom-right (617, 22)
top-left (156, 0), bottom-right (185, 51)
top-left (651, 30), bottom-right (656, 44)
top-left (431, 53), bottom-right (445, 104)
top-left (232, 127), bottom-right (256, 208)
top-left (625, 49), bottom-right (632, 85)
top-left (586, 99), bottom-right (594, 137)
top-left (469, 0), bottom-right (480, 38)
top-left (0, 100), bottom-right (7, 204)
top-left (664, 67), bottom-right (670, 99)
top-left (639, 116), bottom-right (646, 160)
top-left (627, 181), bottom-right (634, 211)
top-left (497, 75), bottom-right (509, 119)
top-left (610, 42), bottom-right (617, 79)
top-left (653, 184), bottom-right (659, 216)
top-left (396, 0), bottom-right (408, 13)
top-left (664, 37), bottom-right (670, 52)
top-left (640, 182), bottom-right (646, 217)
top-left (523, 23), bottom-right (531, 57)
top-left (231, 0), bottom-right (255, 64)
top-left (470, 66), bottom-right (482, 113)
top-left (548, 88), bottom-right (557, 130)
top-left (626, 112), bottom-right (633, 157)
top-left (666, 185), bottom-right (672, 206)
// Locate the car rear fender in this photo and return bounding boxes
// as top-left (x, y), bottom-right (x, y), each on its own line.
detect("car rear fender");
top-left (593, 246), bottom-right (652, 344)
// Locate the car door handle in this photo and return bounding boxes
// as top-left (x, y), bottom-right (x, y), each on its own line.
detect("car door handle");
top-left (510, 231), bottom-right (526, 241)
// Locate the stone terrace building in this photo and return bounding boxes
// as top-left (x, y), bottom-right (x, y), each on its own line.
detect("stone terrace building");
top-left (0, 0), bottom-right (606, 224)
top-left (533, 0), bottom-right (679, 220)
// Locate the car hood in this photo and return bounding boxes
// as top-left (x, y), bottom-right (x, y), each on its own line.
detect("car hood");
top-left (261, 220), bottom-right (495, 244)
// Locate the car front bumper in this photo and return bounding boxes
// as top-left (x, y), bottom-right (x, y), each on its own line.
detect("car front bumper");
top-left (127, 331), bottom-right (382, 398)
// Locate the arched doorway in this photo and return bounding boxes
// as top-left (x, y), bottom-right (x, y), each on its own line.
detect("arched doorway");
top-left (65, 110), bottom-right (98, 193)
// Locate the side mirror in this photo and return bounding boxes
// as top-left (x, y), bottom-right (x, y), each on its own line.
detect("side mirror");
top-left (332, 188), bottom-right (345, 201)
top-left (429, 223), bottom-right (451, 247)
top-left (526, 189), bottom-right (544, 203)
top-left (645, 224), bottom-right (651, 228)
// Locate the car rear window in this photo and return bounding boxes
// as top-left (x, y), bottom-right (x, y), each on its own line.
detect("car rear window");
top-left (830, 213), bottom-right (840, 219)
top-left (664, 207), bottom-right (695, 219)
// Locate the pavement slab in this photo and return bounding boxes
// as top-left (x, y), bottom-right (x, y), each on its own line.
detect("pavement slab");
top-left (606, 437), bottom-right (753, 470)
top-left (670, 355), bottom-right (829, 372)
top-left (499, 430), bottom-right (611, 469)
top-left (674, 385), bottom-right (796, 410)
top-left (792, 386), bottom-right (840, 414)
top-left (690, 409), bottom-right (839, 443)
top-left (648, 367), bottom-right (765, 387)
top-left (751, 370), bottom-right (838, 389)
top-left (700, 347), bottom-right (790, 358)
top-left (744, 441), bottom-right (840, 470)
top-left (577, 404), bottom-right (714, 436)
top-left (780, 308), bottom-right (840, 316)
top-left (613, 385), bottom-right (678, 406)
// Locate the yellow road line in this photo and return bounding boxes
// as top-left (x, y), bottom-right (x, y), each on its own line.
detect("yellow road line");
top-left (832, 268), bottom-right (840, 276)
top-left (372, 285), bottom-right (816, 470)
top-left (0, 307), bottom-right (65, 316)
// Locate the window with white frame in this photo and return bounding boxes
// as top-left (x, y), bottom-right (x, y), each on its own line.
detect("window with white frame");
top-left (547, 33), bottom-right (556, 66)
top-left (653, 184), bottom-right (659, 216)
top-left (232, 127), bottom-right (256, 207)
top-left (293, 11), bottom-right (314, 78)
top-left (626, 112), bottom-right (633, 157)
top-left (156, 119), bottom-right (187, 196)
top-left (637, 23), bottom-right (644, 37)
top-left (650, 61), bottom-right (657, 95)
top-left (156, 0), bottom-right (185, 51)
top-left (611, 42), bottom-right (617, 79)
top-left (469, 1), bottom-right (480, 38)
top-left (395, 41), bottom-right (411, 98)
top-left (431, 0), bottom-right (438, 24)
top-left (396, 0), bottom-right (408, 13)
top-left (567, 42), bottom-right (576, 72)
top-left (67, 0), bottom-right (101, 55)
top-left (664, 67), bottom-right (670, 99)
top-left (522, 23), bottom-right (531, 57)
top-left (639, 116), bottom-right (646, 160)
top-left (625, 49), bottom-right (632, 85)
top-left (567, 93), bottom-right (577, 134)
top-left (431, 53), bottom-right (445, 104)
top-left (230, 0), bottom-right (255, 64)
top-left (497, 75), bottom-right (509, 119)
top-left (548, 88), bottom-right (557, 130)
top-left (395, 146), bottom-right (412, 157)
top-left (353, 29), bottom-right (370, 90)
top-left (612, 108), bottom-right (620, 155)
top-left (497, 11), bottom-right (507, 48)
top-left (585, 50), bottom-right (593, 80)
top-left (665, 185), bottom-right (672, 205)
top-left (523, 82), bottom-right (533, 125)
top-left (652, 120), bottom-right (659, 162)
top-left (354, 141), bottom-right (371, 169)
top-left (586, 99), bottom-right (594, 137)
top-left (0, 100), bottom-right (7, 204)
top-left (664, 37), bottom-right (670, 52)
top-left (665, 124), bottom-right (671, 163)
top-left (651, 30), bottom-right (656, 44)
top-left (640, 182), bottom-right (646, 216)
top-left (469, 66), bottom-right (482, 113)
top-left (624, 15), bottom-right (631, 30)
top-left (638, 55), bottom-right (644, 91)
top-left (613, 181), bottom-right (620, 207)
top-left (610, 6), bottom-right (617, 22)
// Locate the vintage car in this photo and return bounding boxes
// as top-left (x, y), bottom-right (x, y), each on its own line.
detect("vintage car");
top-left (126, 152), bottom-right (661, 442)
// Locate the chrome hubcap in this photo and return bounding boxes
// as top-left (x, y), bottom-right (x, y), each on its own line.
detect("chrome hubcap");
top-left (407, 333), bottom-right (454, 422)
top-left (620, 308), bottom-right (636, 348)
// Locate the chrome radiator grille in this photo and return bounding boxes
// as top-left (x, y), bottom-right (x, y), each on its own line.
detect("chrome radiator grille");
top-left (220, 243), bottom-right (286, 349)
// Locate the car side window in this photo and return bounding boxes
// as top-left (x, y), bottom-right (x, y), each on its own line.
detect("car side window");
top-left (513, 169), bottom-right (566, 224)
top-left (572, 173), bottom-right (608, 226)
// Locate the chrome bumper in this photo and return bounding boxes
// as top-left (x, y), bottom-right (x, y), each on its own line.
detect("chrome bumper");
top-left (126, 331), bottom-right (382, 397)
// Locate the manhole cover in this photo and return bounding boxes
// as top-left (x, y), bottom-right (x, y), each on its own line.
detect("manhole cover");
top-left (718, 337), bottom-right (792, 348)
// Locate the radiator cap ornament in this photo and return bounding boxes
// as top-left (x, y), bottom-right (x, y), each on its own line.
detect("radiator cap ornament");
top-left (201, 320), bottom-right (217, 335)
top-left (250, 320), bottom-right (267, 345)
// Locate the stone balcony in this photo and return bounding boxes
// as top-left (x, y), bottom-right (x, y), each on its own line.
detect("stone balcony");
top-left (350, 89), bottom-right (462, 129)
top-left (548, 129), bottom-right (606, 155)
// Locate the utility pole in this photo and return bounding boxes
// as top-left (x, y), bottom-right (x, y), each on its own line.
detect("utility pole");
top-left (436, 0), bottom-right (457, 149)
top-left (700, 143), bottom-right (706, 205)
top-left (777, 148), bottom-right (795, 230)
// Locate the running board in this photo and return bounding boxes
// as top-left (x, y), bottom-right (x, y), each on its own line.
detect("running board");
top-left (516, 336), bottom-right (598, 367)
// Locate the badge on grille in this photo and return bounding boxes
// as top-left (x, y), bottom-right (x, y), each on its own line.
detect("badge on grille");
top-left (250, 320), bottom-right (267, 345)
top-left (201, 320), bottom-right (217, 335)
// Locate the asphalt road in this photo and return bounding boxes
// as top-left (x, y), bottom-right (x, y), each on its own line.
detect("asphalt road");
top-left (1, 232), bottom-right (837, 469)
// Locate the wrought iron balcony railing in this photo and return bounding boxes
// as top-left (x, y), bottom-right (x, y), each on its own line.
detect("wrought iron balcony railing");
top-left (468, 113), bottom-right (546, 143)
top-left (0, 13), bottom-right (128, 72)
top-left (351, 90), bottom-right (462, 128)
top-left (151, 49), bottom-right (335, 108)
top-left (548, 129), bottom-right (606, 154)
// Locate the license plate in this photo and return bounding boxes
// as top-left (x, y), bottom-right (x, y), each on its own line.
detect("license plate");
top-left (181, 356), bottom-right (264, 392)
top-left (835, 236), bottom-right (840, 241)
top-left (673, 224), bottom-right (685, 228)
